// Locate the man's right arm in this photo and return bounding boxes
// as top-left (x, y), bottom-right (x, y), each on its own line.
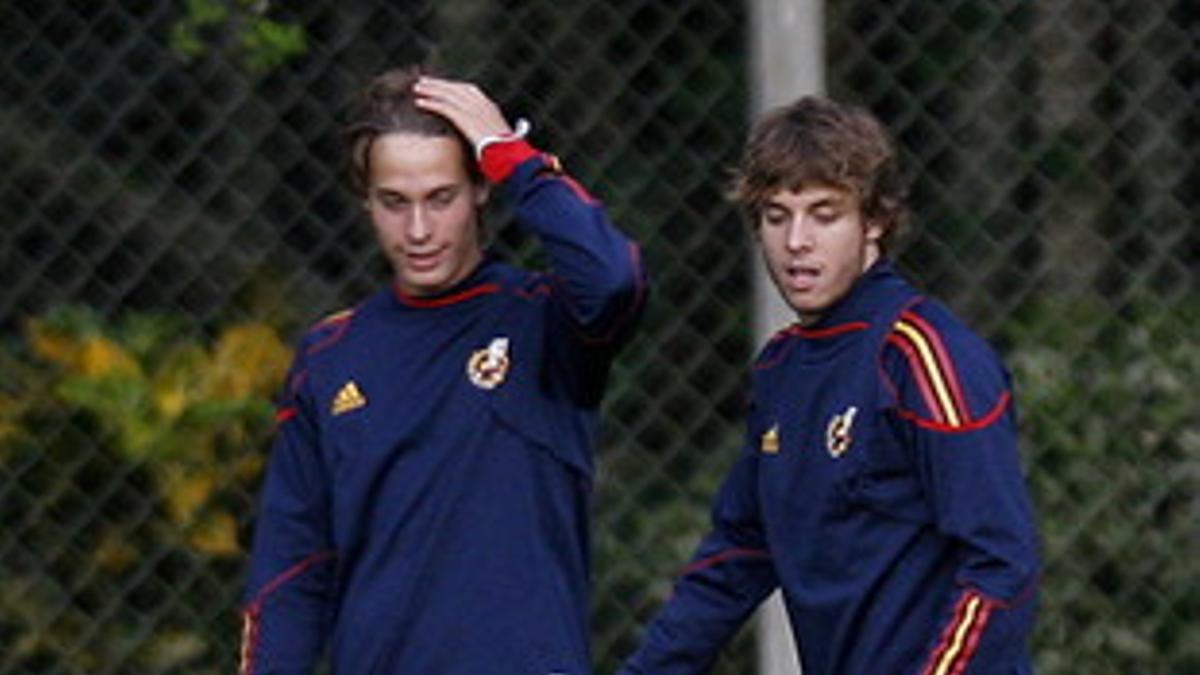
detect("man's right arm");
top-left (240, 358), bottom-right (336, 675)
top-left (620, 450), bottom-right (778, 675)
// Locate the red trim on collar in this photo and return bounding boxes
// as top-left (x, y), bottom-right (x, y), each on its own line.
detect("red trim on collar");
top-left (786, 321), bottom-right (870, 339)
top-left (393, 282), bottom-right (501, 308)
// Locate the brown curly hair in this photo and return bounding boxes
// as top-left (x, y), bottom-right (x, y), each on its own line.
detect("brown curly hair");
top-left (730, 96), bottom-right (908, 252)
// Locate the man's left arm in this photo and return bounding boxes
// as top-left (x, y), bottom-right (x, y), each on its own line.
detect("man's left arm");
top-left (884, 302), bottom-right (1041, 672)
top-left (486, 139), bottom-right (646, 342)
top-left (415, 76), bottom-right (646, 342)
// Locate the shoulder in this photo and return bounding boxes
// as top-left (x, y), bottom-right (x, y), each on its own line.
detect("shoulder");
top-left (752, 324), bottom-right (801, 372)
top-left (296, 302), bottom-right (367, 358)
top-left (887, 298), bottom-right (1002, 371)
top-left (883, 298), bottom-right (1011, 431)
top-left (474, 261), bottom-right (548, 303)
top-left (504, 148), bottom-right (601, 206)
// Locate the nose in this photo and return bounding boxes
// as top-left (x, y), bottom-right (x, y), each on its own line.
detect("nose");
top-left (785, 216), bottom-right (814, 253)
top-left (406, 205), bottom-right (433, 243)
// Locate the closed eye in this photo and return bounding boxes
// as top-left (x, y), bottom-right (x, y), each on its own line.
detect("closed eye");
top-left (374, 191), bottom-right (409, 211)
top-left (761, 205), bottom-right (790, 227)
top-left (428, 187), bottom-right (459, 209)
top-left (812, 206), bottom-right (841, 224)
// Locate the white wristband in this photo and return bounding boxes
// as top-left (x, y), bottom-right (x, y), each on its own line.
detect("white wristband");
top-left (474, 118), bottom-right (532, 160)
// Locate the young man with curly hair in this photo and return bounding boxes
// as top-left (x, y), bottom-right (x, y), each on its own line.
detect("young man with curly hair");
top-left (621, 96), bottom-right (1039, 675)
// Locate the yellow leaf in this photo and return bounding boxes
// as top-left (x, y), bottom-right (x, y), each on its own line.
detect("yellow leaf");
top-left (232, 452), bottom-right (265, 482)
top-left (155, 387), bottom-right (189, 420)
top-left (151, 344), bottom-right (208, 420)
top-left (163, 467), bottom-right (216, 524)
top-left (78, 336), bottom-right (140, 377)
top-left (26, 318), bottom-right (82, 370)
top-left (188, 510), bottom-right (241, 556)
top-left (208, 323), bottom-right (291, 399)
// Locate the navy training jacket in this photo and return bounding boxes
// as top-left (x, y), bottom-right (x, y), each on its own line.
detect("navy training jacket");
top-left (241, 142), bottom-right (647, 674)
top-left (622, 261), bottom-right (1039, 675)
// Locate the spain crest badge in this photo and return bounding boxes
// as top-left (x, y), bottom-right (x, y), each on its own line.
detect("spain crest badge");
top-left (825, 405), bottom-right (858, 459)
top-left (467, 337), bottom-right (511, 390)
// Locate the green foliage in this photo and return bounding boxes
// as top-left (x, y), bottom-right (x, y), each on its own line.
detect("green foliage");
top-left (170, 0), bottom-right (307, 72)
top-left (0, 306), bottom-right (291, 672)
top-left (239, 16), bottom-right (308, 72)
top-left (1002, 295), bottom-right (1200, 674)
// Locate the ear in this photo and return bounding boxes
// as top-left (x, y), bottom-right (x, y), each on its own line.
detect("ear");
top-left (865, 219), bottom-right (885, 243)
top-left (474, 183), bottom-right (490, 207)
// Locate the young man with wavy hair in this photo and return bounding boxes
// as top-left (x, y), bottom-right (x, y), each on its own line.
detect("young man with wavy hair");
top-left (240, 66), bottom-right (647, 674)
top-left (621, 97), bottom-right (1039, 675)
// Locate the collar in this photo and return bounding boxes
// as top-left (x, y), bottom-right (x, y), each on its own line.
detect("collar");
top-left (390, 254), bottom-right (504, 309)
top-left (798, 259), bottom-right (903, 333)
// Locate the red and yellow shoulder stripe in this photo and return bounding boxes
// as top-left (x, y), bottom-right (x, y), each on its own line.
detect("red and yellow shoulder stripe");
top-left (887, 310), bottom-right (1011, 432)
top-left (888, 310), bottom-right (972, 427)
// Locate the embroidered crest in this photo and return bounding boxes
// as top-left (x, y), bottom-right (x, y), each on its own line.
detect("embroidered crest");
top-left (332, 380), bottom-right (367, 415)
top-left (825, 405), bottom-right (858, 459)
top-left (467, 337), bottom-right (511, 390)
top-left (761, 424), bottom-right (780, 454)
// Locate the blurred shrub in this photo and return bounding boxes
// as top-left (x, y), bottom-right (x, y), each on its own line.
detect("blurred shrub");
top-left (0, 306), bottom-right (290, 672)
top-left (1003, 295), bottom-right (1200, 674)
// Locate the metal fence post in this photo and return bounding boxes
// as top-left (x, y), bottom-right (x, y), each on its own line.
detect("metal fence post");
top-left (749, 0), bottom-right (824, 673)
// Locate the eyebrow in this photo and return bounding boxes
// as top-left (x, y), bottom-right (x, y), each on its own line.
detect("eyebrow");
top-left (762, 194), bottom-right (848, 211)
top-left (373, 184), bottom-right (460, 200)
top-left (811, 197), bottom-right (845, 209)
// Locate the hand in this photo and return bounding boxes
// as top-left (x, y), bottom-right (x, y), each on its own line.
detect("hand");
top-left (412, 76), bottom-right (512, 146)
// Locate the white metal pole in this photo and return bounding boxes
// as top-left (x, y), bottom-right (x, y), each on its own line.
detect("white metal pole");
top-left (748, 1), bottom-right (825, 674)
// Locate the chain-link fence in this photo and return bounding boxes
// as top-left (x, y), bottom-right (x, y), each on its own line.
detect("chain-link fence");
top-left (1, 1), bottom-right (1195, 673)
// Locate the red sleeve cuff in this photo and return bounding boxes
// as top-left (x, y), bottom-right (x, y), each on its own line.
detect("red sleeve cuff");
top-left (479, 139), bottom-right (542, 184)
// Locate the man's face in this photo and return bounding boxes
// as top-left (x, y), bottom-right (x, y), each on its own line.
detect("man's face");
top-left (757, 184), bottom-right (883, 324)
top-left (364, 132), bottom-right (488, 297)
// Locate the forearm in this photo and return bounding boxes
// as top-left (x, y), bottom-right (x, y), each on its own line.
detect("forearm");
top-left (241, 386), bottom-right (336, 674)
top-left (624, 451), bottom-right (777, 674)
top-left (622, 538), bottom-right (775, 675)
top-left (921, 583), bottom-right (1037, 675)
top-left (491, 141), bottom-right (647, 337)
top-left (240, 550), bottom-right (335, 674)
top-left (412, 76), bottom-right (647, 336)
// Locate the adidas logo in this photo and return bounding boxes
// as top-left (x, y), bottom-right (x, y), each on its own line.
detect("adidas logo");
top-left (761, 424), bottom-right (780, 454)
top-left (331, 381), bottom-right (367, 415)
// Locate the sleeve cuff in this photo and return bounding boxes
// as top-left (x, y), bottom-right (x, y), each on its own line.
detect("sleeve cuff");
top-left (479, 139), bottom-right (542, 184)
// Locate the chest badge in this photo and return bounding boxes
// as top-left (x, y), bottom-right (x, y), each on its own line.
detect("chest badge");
top-left (332, 380), bottom-right (367, 415)
top-left (467, 337), bottom-right (511, 390)
top-left (825, 406), bottom-right (858, 459)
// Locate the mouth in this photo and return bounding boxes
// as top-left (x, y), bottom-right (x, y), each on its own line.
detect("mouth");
top-left (785, 262), bottom-right (820, 290)
top-left (405, 248), bottom-right (443, 272)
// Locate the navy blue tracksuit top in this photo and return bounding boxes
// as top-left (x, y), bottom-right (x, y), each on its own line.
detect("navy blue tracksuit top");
top-left (240, 144), bottom-right (646, 674)
top-left (622, 262), bottom-right (1040, 675)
